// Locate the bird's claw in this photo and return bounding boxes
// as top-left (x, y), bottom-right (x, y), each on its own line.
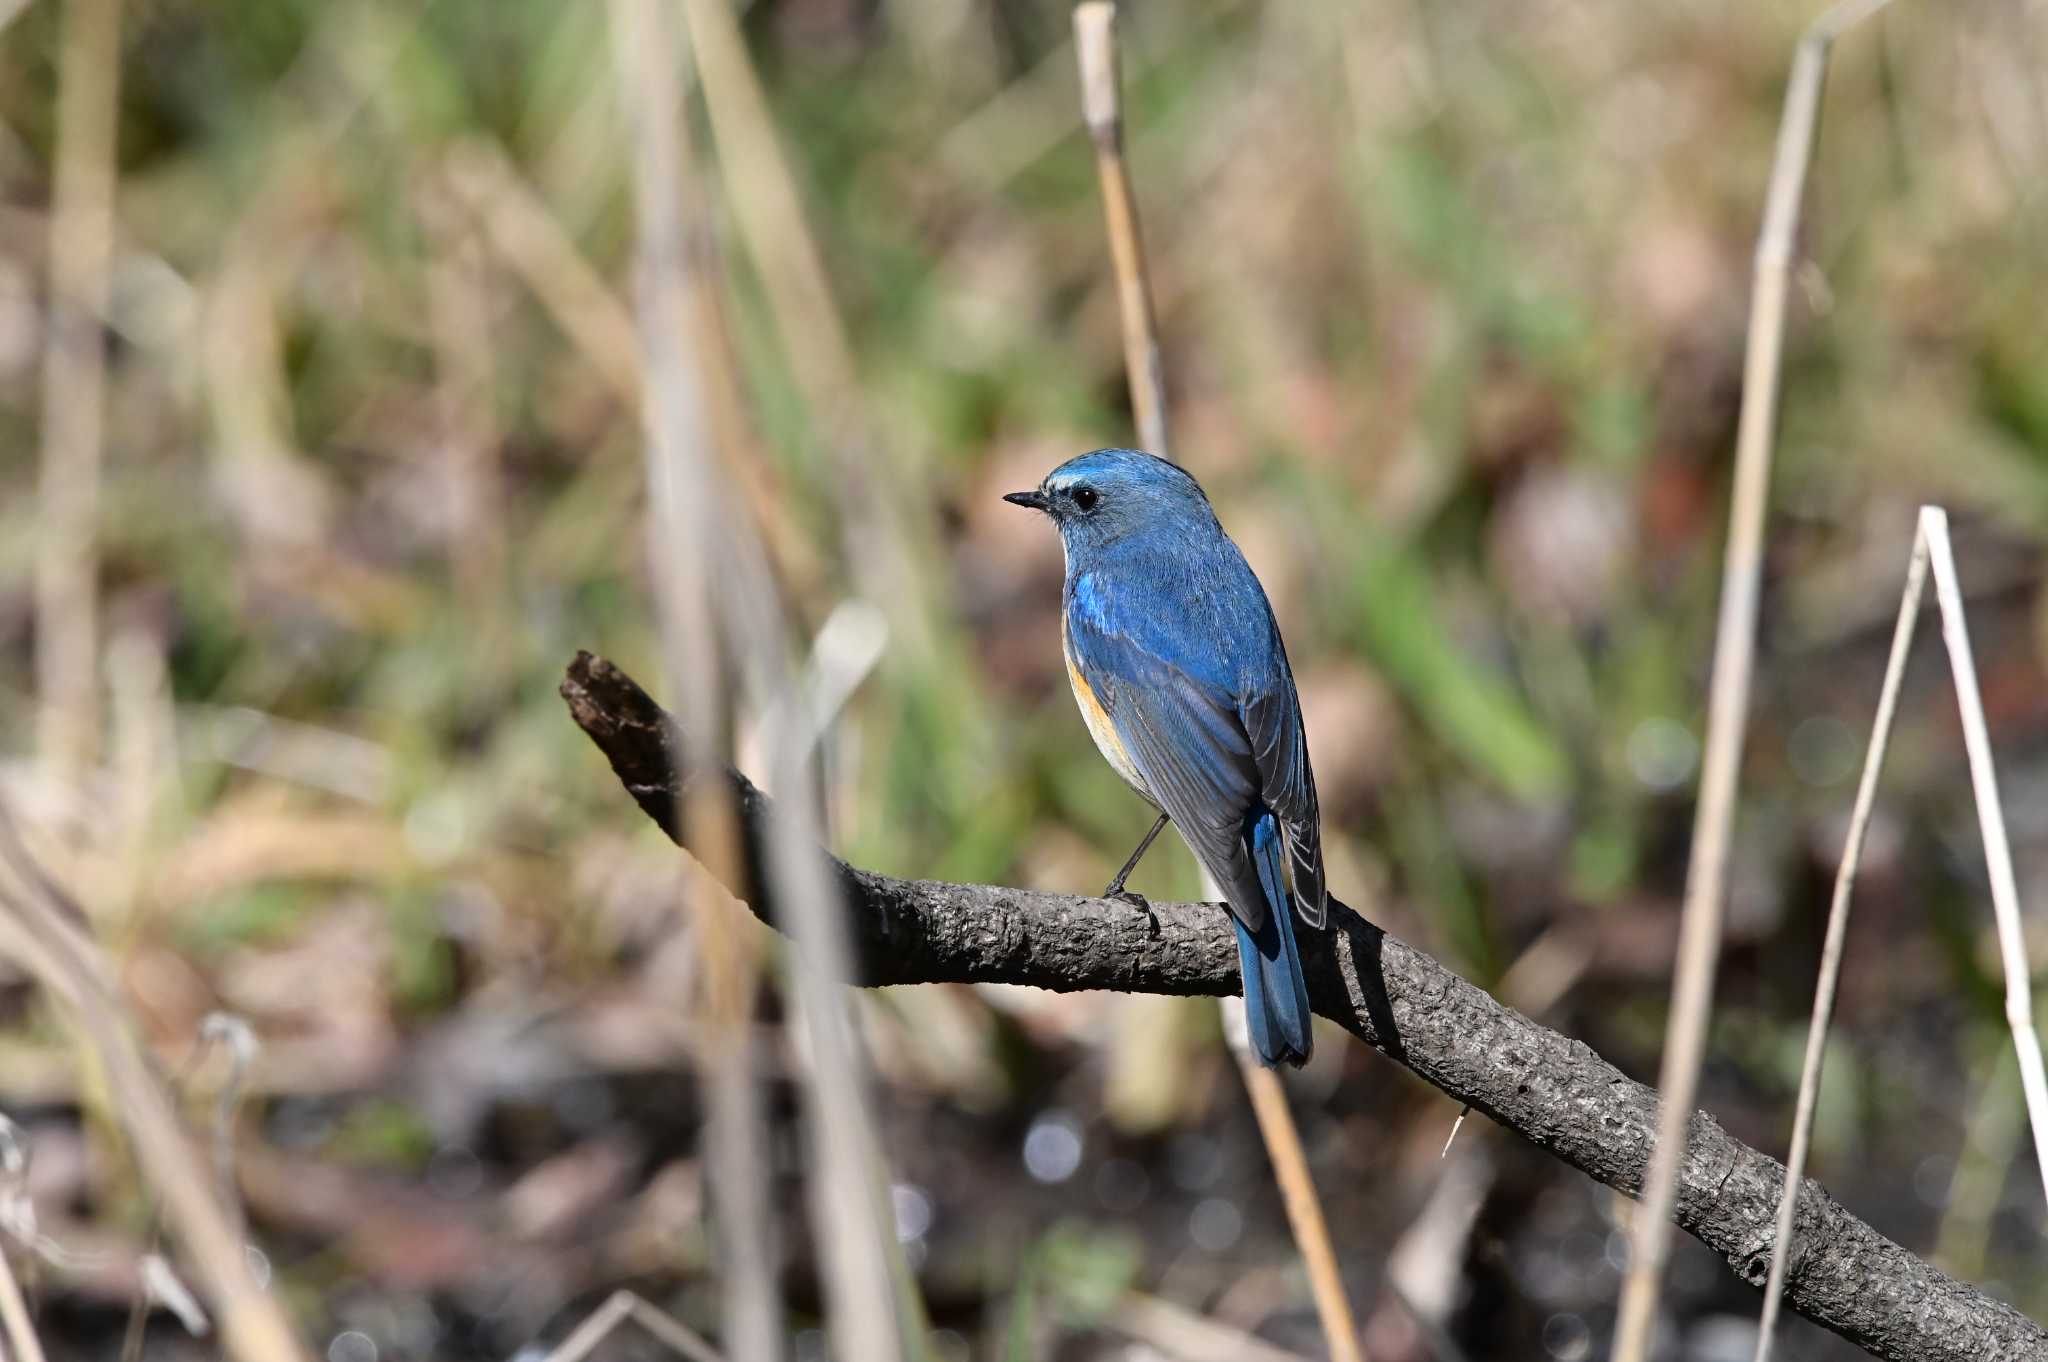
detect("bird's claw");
top-left (1104, 887), bottom-right (1159, 935)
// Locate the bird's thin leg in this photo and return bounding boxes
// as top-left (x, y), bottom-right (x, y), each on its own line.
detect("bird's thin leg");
top-left (1102, 812), bottom-right (1170, 907)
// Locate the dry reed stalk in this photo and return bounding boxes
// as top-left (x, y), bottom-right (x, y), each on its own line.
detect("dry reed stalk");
top-left (613, 24), bottom-right (923, 1356)
top-left (1071, 6), bottom-right (1364, 1358)
top-left (1238, 1056), bottom-right (1367, 1362)
top-left (0, 819), bottom-right (310, 1362)
top-left (604, 3), bottom-right (785, 1359)
top-left (35, 0), bottom-right (123, 790)
top-left (1073, 2), bottom-right (1169, 457)
top-left (1754, 507), bottom-right (2048, 1359)
top-left (1609, 2), bottom-right (1895, 1355)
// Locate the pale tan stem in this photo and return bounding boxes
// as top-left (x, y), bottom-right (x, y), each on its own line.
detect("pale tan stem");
top-left (35, 0), bottom-right (123, 788)
top-left (1240, 1059), bottom-right (1368, 1362)
top-left (604, 4), bottom-right (787, 1360)
top-left (1752, 519), bottom-right (1928, 1362)
top-left (1609, 2), bottom-right (1895, 1354)
top-left (1919, 510), bottom-right (2048, 1205)
top-left (1073, 1), bottom-right (1170, 457)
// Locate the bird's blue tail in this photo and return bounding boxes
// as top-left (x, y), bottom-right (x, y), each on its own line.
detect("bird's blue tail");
top-left (1232, 812), bottom-right (1313, 1067)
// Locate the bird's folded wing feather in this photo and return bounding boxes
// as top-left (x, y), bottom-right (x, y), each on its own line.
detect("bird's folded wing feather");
top-left (1065, 607), bottom-right (1269, 933)
top-left (1244, 684), bottom-right (1326, 928)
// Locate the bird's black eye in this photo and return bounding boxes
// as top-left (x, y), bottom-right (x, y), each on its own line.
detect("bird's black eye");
top-left (1072, 486), bottom-right (1100, 513)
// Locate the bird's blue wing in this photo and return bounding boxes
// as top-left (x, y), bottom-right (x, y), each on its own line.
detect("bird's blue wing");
top-left (1244, 667), bottom-right (1326, 928)
top-left (1067, 580), bottom-right (1271, 932)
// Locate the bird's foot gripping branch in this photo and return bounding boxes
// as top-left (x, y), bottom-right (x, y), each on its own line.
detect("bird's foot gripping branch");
top-left (561, 651), bottom-right (2048, 1362)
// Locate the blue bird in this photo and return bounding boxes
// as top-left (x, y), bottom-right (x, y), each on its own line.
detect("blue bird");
top-left (1005, 449), bottom-right (1325, 1067)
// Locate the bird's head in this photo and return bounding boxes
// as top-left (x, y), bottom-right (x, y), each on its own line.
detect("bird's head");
top-left (1002, 448), bottom-right (1215, 553)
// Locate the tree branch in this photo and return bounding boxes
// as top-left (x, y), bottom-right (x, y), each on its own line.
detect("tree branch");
top-left (560, 651), bottom-right (2047, 1362)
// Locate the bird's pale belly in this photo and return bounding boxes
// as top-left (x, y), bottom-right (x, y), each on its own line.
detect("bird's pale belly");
top-left (1063, 635), bottom-right (1155, 802)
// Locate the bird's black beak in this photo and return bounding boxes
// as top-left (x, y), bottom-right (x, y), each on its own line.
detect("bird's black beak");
top-left (1003, 490), bottom-right (1050, 512)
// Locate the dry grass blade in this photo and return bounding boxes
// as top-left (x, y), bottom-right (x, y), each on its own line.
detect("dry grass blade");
top-left (1751, 520), bottom-right (1928, 1362)
top-left (1073, 1), bottom-right (1169, 457)
top-left (1072, 5), bottom-right (1362, 1359)
top-left (540, 1289), bottom-right (726, 1362)
top-left (1755, 506), bottom-right (2048, 1359)
top-left (1610, 2), bottom-right (1895, 1355)
top-left (0, 817), bottom-right (311, 1362)
top-left (1919, 510), bottom-right (2048, 1203)
top-left (604, 2), bottom-right (784, 1359)
top-left (35, 0), bottom-right (122, 788)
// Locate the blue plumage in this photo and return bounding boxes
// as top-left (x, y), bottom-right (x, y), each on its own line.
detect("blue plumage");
top-left (1005, 448), bottom-right (1326, 1067)
top-left (1241, 812), bottom-right (1313, 1065)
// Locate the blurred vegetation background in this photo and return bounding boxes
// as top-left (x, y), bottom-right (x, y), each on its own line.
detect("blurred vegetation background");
top-left (0, 0), bottom-right (2045, 1357)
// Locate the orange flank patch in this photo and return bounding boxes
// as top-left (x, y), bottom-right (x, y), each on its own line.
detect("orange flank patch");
top-left (1064, 638), bottom-right (1148, 796)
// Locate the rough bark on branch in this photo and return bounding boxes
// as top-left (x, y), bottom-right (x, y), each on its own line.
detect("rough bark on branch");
top-left (560, 651), bottom-right (2047, 1362)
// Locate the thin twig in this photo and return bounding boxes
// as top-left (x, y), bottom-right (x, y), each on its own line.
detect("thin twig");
top-left (541, 1289), bottom-right (726, 1362)
top-left (35, 0), bottom-right (123, 788)
top-left (1072, 8), bottom-right (1361, 1358)
top-left (1440, 1107), bottom-right (1469, 1160)
top-left (1609, 2), bottom-right (1895, 1355)
top-left (1752, 518), bottom-right (1929, 1362)
top-left (1073, 1), bottom-right (1169, 457)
